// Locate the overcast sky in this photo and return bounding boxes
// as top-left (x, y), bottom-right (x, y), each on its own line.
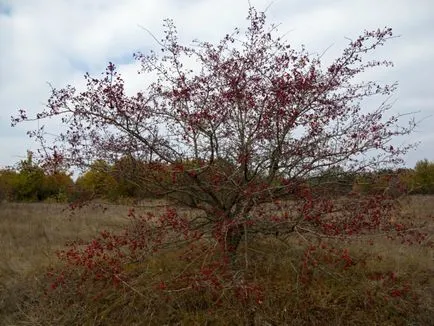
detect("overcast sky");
top-left (1, 0), bottom-right (433, 169)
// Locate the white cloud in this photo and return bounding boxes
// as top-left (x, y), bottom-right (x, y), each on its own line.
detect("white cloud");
top-left (0, 0), bottom-right (433, 168)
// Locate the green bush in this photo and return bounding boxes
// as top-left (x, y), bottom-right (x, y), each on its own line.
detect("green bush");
top-left (409, 159), bottom-right (434, 194)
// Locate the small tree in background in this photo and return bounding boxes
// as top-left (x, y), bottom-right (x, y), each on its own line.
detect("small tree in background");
top-left (410, 159), bottom-right (434, 194)
top-left (0, 151), bottom-right (75, 202)
top-left (14, 151), bottom-right (46, 201)
top-left (13, 7), bottom-right (426, 321)
top-left (75, 160), bottom-right (118, 200)
top-left (0, 169), bottom-right (18, 202)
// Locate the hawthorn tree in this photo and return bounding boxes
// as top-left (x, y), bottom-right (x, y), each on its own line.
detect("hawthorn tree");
top-left (14, 8), bottom-right (417, 282)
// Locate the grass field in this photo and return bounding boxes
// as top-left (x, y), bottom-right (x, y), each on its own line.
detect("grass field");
top-left (0, 196), bottom-right (433, 325)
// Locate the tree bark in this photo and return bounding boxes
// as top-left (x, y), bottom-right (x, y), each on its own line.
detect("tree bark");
top-left (226, 223), bottom-right (244, 266)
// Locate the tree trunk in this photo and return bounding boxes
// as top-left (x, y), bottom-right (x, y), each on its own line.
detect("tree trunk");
top-left (226, 224), bottom-right (244, 266)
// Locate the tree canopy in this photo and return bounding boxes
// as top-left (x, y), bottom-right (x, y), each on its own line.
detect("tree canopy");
top-left (13, 7), bottom-right (416, 256)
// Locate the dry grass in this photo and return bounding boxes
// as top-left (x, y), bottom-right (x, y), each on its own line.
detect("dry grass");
top-left (0, 201), bottom-right (170, 325)
top-left (0, 196), bottom-right (433, 325)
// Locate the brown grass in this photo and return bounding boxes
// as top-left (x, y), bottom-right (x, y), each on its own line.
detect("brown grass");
top-left (0, 201), bottom-right (170, 325)
top-left (0, 196), bottom-right (433, 325)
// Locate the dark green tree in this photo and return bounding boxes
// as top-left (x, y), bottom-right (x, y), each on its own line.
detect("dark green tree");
top-left (410, 159), bottom-right (434, 194)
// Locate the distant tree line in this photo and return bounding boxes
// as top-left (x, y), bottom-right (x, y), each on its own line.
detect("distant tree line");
top-left (0, 151), bottom-right (74, 202)
top-left (1, 152), bottom-right (434, 203)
